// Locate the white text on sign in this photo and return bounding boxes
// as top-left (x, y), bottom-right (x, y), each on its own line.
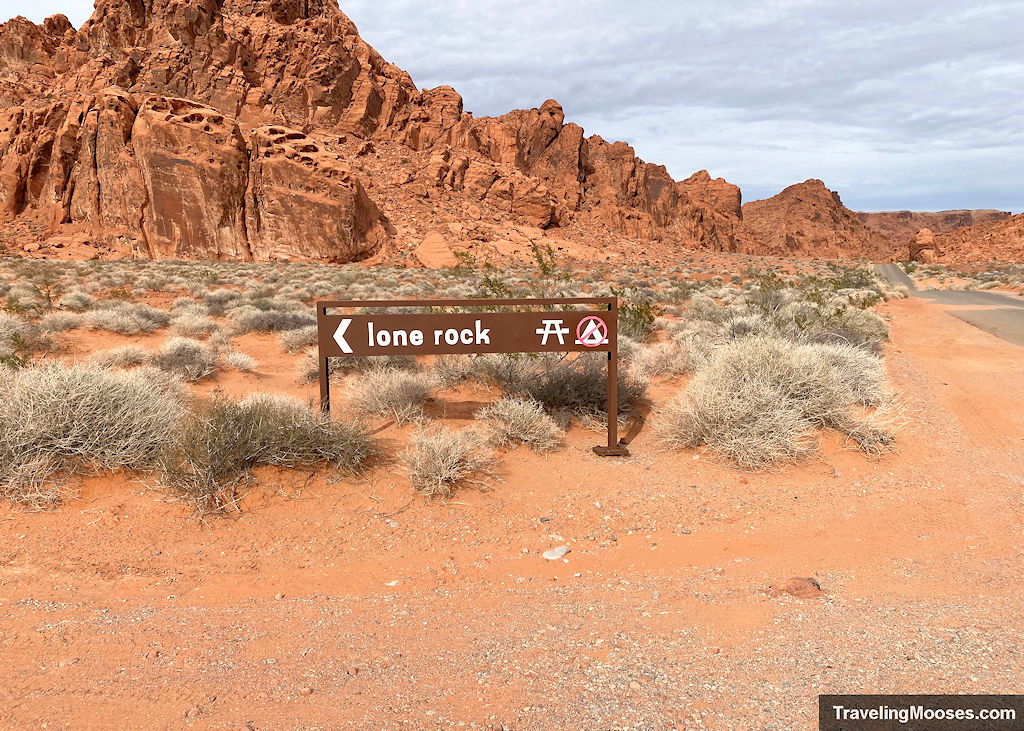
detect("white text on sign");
top-left (367, 320), bottom-right (492, 348)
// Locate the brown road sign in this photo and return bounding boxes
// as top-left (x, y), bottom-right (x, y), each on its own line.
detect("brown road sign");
top-left (316, 297), bottom-right (629, 456)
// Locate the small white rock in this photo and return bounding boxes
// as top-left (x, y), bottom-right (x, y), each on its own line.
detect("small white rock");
top-left (543, 545), bottom-right (570, 560)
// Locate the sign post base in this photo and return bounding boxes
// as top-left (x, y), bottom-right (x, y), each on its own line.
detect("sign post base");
top-left (593, 445), bottom-right (630, 457)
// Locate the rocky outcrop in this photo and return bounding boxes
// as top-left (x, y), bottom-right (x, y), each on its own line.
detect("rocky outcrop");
top-left (2, 3), bottom-right (1018, 265)
top-left (857, 209), bottom-right (1011, 240)
top-left (246, 125), bottom-right (387, 261)
top-left (908, 228), bottom-right (939, 262)
top-left (931, 214), bottom-right (1024, 263)
top-left (0, 1), bottom-right (753, 261)
top-left (742, 179), bottom-right (893, 259)
top-left (68, 88), bottom-right (147, 237)
top-left (133, 96), bottom-right (251, 260)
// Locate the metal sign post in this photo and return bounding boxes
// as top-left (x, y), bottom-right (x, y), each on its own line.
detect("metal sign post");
top-left (316, 297), bottom-right (629, 457)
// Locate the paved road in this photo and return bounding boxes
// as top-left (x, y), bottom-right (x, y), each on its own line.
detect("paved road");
top-left (875, 263), bottom-right (1024, 347)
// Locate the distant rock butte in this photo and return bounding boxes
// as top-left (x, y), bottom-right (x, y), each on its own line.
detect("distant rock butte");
top-left (930, 213), bottom-right (1024, 264)
top-left (857, 209), bottom-right (1019, 264)
top-left (856, 209), bottom-right (1011, 239)
top-left (0, 3), bottom-right (1015, 264)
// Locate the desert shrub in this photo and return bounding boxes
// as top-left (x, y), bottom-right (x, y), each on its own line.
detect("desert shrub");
top-left (631, 342), bottom-right (695, 379)
top-left (828, 267), bottom-right (877, 290)
top-left (160, 394), bottom-right (376, 513)
top-left (686, 294), bottom-right (731, 323)
top-left (86, 303), bottom-right (170, 335)
top-left (58, 290), bottom-right (95, 311)
top-left (278, 324), bottom-right (318, 352)
top-left (725, 313), bottom-right (770, 339)
top-left (477, 397), bottom-right (563, 453)
top-left (0, 313), bottom-right (51, 367)
top-left (202, 288), bottom-right (240, 315)
top-left (85, 309), bottom-right (144, 335)
top-left (436, 351), bottom-right (646, 414)
top-left (349, 368), bottom-right (435, 422)
top-left (230, 306), bottom-right (315, 333)
top-left (616, 334), bottom-right (640, 361)
top-left (402, 427), bottom-right (495, 498)
top-left (0, 313), bottom-right (36, 360)
top-left (432, 354), bottom-right (477, 387)
top-left (224, 350), bottom-right (257, 372)
top-left (515, 353), bottom-right (647, 414)
top-left (0, 312), bottom-right (33, 342)
top-left (92, 345), bottom-right (150, 369)
top-left (805, 306), bottom-right (889, 349)
top-left (0, 364), bottom-right (187, 507)
top-left (658, 336), bottom-right (893, 470)
top-left (295, 348), bottom-right (419, 383)
top-left (438, 353), bottom-right (533, 391)
top-left (171, 312), bottom-right (216, 337)
top-left (296, 349), bottom-right (329, 384)
top-left (150, 337), bottom-right (219, 381)
top-left (39, 311), bottom-right (83, 332)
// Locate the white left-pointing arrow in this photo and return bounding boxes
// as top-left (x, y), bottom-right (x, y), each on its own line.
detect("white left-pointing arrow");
top-left (333, 318), bottom-right (353, 354)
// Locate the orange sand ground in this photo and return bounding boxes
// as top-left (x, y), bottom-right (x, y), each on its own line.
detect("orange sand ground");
top-left (1, 297), bottom-right (1022, 728)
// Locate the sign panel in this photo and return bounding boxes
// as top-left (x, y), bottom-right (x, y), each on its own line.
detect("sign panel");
top-left (317, 310), bottom-right (614, 357)
top-left (315, 298), bottom-right (629, 456)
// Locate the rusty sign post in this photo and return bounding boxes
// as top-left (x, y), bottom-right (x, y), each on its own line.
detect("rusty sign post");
top-left (316, 297), bottom-right (629, 457)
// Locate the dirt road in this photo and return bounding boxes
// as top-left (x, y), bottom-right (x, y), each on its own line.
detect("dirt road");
top-left (2, 298), bottom-right (1023, 729)
top-left (876, 263), bottom-right (1024, 346)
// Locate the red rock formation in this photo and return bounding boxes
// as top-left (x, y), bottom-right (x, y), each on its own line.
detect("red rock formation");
top-left (0, 1), bottom-right (745, 262)
top-left (246, 125), bottom-right (387, 261)
top-left (856, 209), bottom-right (1011, 240)
top-left (931, 213), bottom-right (1024, 263)
top-left (133, 96), bottom-right (251, 260)
top-left (742, 179), bottom-right (894, 260)
top-left (908, 228), bottom-right (939, 262)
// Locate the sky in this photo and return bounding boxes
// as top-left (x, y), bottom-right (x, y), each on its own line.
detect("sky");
top-left (8, 0), bottom-right (1024, 212)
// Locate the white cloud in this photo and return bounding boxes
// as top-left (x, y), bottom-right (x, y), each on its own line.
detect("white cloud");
top-left (340, 0), bottom-right (1024, 211)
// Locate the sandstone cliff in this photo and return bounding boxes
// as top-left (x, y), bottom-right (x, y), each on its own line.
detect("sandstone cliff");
top-left (0, 0), bottom-right (743, 263)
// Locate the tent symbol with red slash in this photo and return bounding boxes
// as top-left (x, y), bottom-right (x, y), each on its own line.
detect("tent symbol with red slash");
top-left (575, 315), bottom-right (609, 347)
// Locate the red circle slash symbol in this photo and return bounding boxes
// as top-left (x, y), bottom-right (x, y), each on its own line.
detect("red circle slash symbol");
top-left (576, 316), bottom-right (609, 347)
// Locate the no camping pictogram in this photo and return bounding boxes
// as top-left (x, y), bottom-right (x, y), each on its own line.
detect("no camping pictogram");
top-left (576, 315), bottom-right (609, 347)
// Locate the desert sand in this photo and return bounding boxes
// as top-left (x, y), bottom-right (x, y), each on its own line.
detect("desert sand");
top-left (1, 286), bottom-right (1022, 728)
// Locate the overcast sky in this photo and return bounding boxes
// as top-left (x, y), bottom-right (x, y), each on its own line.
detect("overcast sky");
top-left (9, 0), bottom-right (1024, 212)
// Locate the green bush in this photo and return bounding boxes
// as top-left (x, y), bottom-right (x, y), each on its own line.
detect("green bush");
top-left (618, 297), bottom-right (659, 342)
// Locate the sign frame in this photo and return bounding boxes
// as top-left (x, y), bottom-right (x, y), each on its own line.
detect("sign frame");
top-left (315, 297), bottom-right (629, 457)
